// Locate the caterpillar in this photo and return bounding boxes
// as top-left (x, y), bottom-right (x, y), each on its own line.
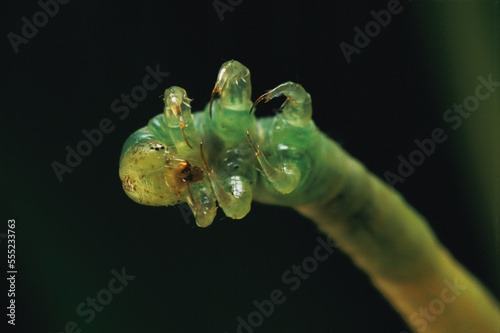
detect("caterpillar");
top-left (119, 60), bottom-right (345, 227)
top-left (118, 60), bottom-right (500, 332)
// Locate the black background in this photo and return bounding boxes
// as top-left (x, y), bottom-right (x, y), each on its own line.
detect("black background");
top-left (2, 0), bottom-right (499, 332)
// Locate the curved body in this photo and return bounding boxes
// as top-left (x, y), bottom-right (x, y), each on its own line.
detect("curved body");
top-left (119, 60), bottom-right (500, 332)
top-left (119, 60), bottom-right (346, 227)
top-left (119, 98), bottom-right (344, 225)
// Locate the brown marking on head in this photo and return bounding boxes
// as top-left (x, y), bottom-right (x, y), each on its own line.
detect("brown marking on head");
top-left (164, 159), bottom-right (204, 196)
top-left (122, 175), bottom-right (135, 192)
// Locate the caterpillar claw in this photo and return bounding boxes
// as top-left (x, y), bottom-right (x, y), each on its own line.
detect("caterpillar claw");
top-left (246, 130), bottom-right (300, 194)
top-left (200, 142), bottom-right (253, 219)
top-left (209, 60), bottom-right (252, 119)
top-left (209, 88), bottom-right (219, 120)
top-left (163, 86), bottom-right (194, 149)
top-left (249, 93), bottom-right (271, 115)
top-left (186, 181), bottom-right (218, 227)
top-left (252, 82), bottom-right (312, 127)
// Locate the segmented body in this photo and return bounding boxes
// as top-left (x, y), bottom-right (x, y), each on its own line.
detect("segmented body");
top-left (119, 60), bottom-right (347, 227)
top-left (118, 61), bottom-right (500, 333)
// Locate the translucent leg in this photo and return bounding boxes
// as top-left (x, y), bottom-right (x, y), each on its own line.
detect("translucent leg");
top-left (245, 81), bottom-right (315, 194)
top-left (210, 60), bottom-right (252, 117)
top-left (185, 180), bottom-right (218, 228)
top-left (208, 60), bottom-right (256, 145)
top-left (200, 143), bottom-right (254, 219)
top-left (163, 86), bottom-right (196, 150)
top-left (250, 82), bottom-right (312, 127)
top-left (164, 158), bottom-right (217, 227)
top-left (246, 130), bottom-right (300, 194)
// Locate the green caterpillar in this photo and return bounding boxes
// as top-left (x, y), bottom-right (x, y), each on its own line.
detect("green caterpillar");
top-left (119, 60), bottom-right (500, 332)
top-left (119, 60), bottom-right (350, 227)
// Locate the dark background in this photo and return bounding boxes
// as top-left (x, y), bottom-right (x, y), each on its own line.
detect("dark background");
top-left (2, 0), bottom-right (499, 332)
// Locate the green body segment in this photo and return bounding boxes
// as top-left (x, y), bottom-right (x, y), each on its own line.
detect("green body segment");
top-left (119, 60), bottom-right (341, 226)
top-left (119, 61), bottom-right (500, 332)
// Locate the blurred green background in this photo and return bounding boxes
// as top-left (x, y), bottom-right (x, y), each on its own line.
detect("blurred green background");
top-left (2, 0), bottom-right (499, 332)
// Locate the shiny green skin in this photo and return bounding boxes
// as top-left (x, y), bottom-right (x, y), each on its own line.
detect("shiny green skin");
top-left (119, 61), bottom-right (349, 226)
top-left (119, 101), bottom-right (343, 206)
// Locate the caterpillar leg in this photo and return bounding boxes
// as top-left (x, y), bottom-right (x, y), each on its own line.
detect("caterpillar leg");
top-left (247, 82), bottom-right (314, 194)
top-left (210, 60), bottom-right (252, 117)
top-left (200, 143), bottom-right (256, 219)
top-left (163, 86), bottom-right (195, 150)
top-left (198, 61), bottom-right (257, 218)
top-left (246, 130), bottom-right (300, 194)
top-left (250, 82), bottom-right (312, 127)
top-left (185, 180), bottom-right (218, 228)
